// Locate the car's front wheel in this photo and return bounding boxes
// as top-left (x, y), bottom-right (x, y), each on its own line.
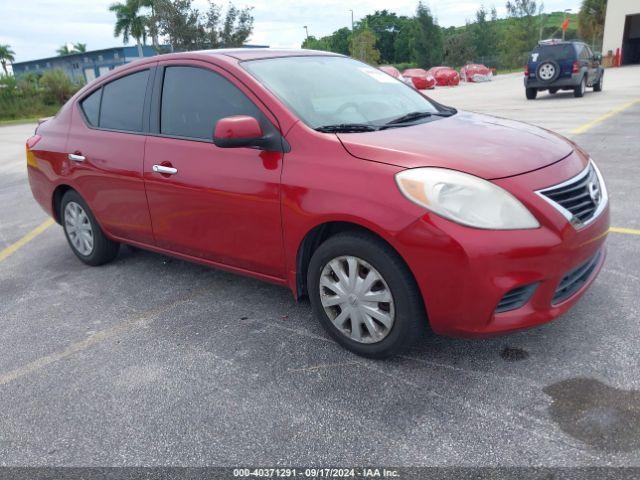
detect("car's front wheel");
top-left (574, 76), bottom-right (586, 97)
top-left (61, 190), bottom-right (119, 266)
top-left (526, 88), bottom-right (538, 100)
top-left (307, 232), bottom-right (426, 358)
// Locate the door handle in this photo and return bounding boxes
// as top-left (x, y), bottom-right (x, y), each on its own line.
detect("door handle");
top-left (68, 153), bottom-right (85, 162)
top-left (152, 164), bottom-right (178, 175)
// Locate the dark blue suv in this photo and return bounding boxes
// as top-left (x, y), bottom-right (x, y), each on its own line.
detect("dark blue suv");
top-left (525, 40), bottom-right (604, 99)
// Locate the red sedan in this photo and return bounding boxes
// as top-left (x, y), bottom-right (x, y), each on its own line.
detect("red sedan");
top-left (402, 68), bottom-right (436, 90)
top-left (26, 50), bottom-right (609, 358)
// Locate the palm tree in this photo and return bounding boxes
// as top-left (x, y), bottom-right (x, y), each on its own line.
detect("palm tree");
top-left (0, 44), bottom-right (16, 76)
top-left (73, 43), bottom-right (87, 53)
top-left (139, 0), bottom-right (159, 50)
top-left (56, 44), bottom-right (72, 56)
top-left (110, 0), bottom-right (147, 58)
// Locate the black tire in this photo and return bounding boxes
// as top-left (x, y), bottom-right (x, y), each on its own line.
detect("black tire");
top-left (593, 72), bottom-right (603, 92)
top-left (549, 88), bottom-right (558, 94)
top-left (307, 231), bottom-right (426, 358)
top-left (526, 88), bottom-right (538, 100)
top-left (60, 190), bottom-right (119, 266)
top-left (574, 76), bottom-right (586, 97)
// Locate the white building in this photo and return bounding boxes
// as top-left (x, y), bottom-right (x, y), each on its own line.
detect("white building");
top-left (602, 0), bottom-right (640, 65)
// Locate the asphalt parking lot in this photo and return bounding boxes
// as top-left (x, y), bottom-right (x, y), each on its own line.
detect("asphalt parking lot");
top-left (1, 66), bottom-right (639, 467)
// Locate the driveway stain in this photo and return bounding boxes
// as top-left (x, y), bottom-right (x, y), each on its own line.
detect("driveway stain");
top-left (500, 346), bottom-right (529, 361)
top-left (544, 377), bottom-right (640, 452)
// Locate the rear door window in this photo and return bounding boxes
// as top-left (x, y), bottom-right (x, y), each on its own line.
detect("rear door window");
top-left (160, 66), bottom-right (263, 140)
top-left (99, 70), bottom-right (149, 132)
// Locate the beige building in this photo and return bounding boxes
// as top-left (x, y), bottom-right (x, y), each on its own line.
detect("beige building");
top-left (602, 0), bottom-right (640, 64)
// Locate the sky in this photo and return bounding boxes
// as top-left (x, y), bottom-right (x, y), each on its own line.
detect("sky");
top-left (1, 0), bottom-right (582, 63)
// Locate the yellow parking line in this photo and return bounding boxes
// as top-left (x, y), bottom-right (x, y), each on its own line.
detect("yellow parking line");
top-left (571, 99), bottom-right (640, 135)
top-left (610, 226), bottom-right (640, 236)
top-left (0, 218), bottom-right (55, 263)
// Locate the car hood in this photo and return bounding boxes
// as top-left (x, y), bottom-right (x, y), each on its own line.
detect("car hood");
top-left (337, 111), bottom-right (574, 179)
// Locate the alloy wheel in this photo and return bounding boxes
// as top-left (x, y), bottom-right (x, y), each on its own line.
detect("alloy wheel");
top-left (319, 256), bottom-right (395, 344)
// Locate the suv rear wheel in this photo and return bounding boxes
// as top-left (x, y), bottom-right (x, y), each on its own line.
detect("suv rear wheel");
top-left (593, 73), bottom-right (603, 92)
top-left (526, 88), bottom-right (538, 100)
top-left (574, 76), bottom-right (586, 98)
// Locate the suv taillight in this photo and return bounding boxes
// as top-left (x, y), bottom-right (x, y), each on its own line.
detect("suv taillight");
top-left (524, 65), bottom-right (529, 76)
top-left (572, 61), bottom-right (579, 74)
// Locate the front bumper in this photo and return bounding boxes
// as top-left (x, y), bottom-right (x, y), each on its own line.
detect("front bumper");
top-left (394, 152), bottom-right (609, 337)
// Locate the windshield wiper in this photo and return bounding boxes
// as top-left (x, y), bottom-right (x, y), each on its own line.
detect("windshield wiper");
top-left (315, 123), bottom-right (378, 133)
top-left (384, 111), bottom-right (433, 125)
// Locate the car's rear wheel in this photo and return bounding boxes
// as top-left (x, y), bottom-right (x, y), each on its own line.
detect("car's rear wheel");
top-left (549, 88), bottom-right (558, 94)
top-left (307, 232), bottom-right (425, 358)
top-left (574, 76), bottom-right (586, 97)
top-left (526, 88), bottom-right (538, 100)
top-left (593, 73), bottom-right (603, 92)
top-left (61, 190), bottom-right (119, 266)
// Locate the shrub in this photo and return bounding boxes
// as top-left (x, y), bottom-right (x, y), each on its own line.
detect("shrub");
top-left (40, 69), bottom-right (82, 104)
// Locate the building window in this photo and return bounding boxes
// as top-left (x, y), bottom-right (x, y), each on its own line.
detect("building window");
top-left (35, 63), bottom-right (40, 69)
top-left (98, 55), bottom-right (103, 61)
top-left (114, 52), bottom-right (119, 59)
top-left (25, 66), bottom-right (29, 71)
top-left (84, 57), bottom-right (89, 63)
top-left (46, 62), bottom-right (51, 68)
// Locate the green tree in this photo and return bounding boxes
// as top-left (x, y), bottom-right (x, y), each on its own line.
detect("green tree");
top-left (110, 0), bottom-right (147, 57)
top-left (56, 45), bottom-right (72, 56)
top-left (359, 10), bottom-right (408, 63)
top-left (0, 44), bottom-right (16, 75)
top-left (443, 29), bottom-right (476, 67)
top-left (349, 28), bottom-right (381, 64)
top-left (329, 28), bottom-right (351, 55)
top-left (302, 36), bottom-right (331, 51)
top-left (578, 0), bottom-right (607, 50)
top-left (394, 18), bottom-right (417, 64)
top-left (57, 43), bottom-right (87, 56)
top-left (154, 0), bottom-right (201, 51)
top-left (472, 6), bottom-right (499, 60)
top-left (413, 2), bottom-right (443, 68)
top-left (40, 69), bottom-right (77, 104)
top-left (502, 0), bottom-right (541, 67)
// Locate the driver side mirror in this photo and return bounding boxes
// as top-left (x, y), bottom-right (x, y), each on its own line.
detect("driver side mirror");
top-left (213, 115), bottom-right (282, 151)
top-left (594, 52), bottom-right (602, 62)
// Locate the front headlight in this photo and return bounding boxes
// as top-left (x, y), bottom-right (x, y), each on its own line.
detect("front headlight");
top-left (395, 167), bottom-right (540, 229)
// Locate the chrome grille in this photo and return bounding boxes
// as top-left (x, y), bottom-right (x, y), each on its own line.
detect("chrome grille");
top-left (536, 161), bottom-right (607, 228)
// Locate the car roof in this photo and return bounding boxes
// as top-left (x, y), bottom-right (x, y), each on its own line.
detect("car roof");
top-left (199, 48), bottom-right (343, 61)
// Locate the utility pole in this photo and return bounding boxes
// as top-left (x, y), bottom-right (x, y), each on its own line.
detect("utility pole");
top-left (350, 10), bottom-right (354, 31)
top-left (303, 25), bottom-right (309, 40)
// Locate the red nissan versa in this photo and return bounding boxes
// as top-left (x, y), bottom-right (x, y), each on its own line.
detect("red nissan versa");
top-left (26, 49), bottom-right (609, 358)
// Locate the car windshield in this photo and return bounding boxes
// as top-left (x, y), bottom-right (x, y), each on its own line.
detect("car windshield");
top-left (242, 56), bottom-right (443, 130)
top-left (533, 44), bottom-right (575, 62)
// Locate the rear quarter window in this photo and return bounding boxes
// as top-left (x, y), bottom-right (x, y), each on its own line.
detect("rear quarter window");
top-left (80, 89), bottom-right (101, 126)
